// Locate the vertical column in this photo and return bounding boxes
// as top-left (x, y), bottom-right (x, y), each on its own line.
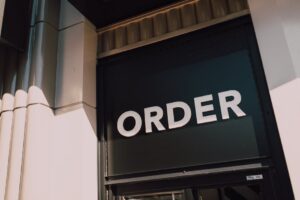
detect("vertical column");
top-left (102, 30), bottom-right (115, 52)
top-left (5, 28), bottom-right (33, 200)
top-left (0, 48), bottom-right (17, 200)
top-left (249, 0), bottom-right (300, 198)
top-left (19, 0), bottom-right (59, 200)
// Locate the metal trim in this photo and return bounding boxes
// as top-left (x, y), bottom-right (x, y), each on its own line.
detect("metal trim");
top-left (104, 163), bottom-right (266, 185)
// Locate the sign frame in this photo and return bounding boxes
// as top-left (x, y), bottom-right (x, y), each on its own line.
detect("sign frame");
top-left (97, 16), bottom-right (293, 199)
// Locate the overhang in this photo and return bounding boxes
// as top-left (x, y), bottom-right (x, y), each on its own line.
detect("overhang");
top-left (68, 0), bottom-right (183, 28)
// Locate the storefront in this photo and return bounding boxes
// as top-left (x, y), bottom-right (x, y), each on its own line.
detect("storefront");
top-left (0, 0), bottom-right (299, 200)
top-left (97, 14), bottom-right (293, 199)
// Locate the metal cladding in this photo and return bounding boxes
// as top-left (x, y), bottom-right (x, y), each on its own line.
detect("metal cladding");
top-left (153, 13), bottom-right (168, 36)
top-left (195, 0), bottom-right (213, 23)
top-left (97, 0), bottom-right (249, 57)
top-left (211, 0), bottom-right (229, 18)
top-left (180, 3), bottom-right (197, 27)
top-left (139, 18), bottom-right (154, 40)
top-left (0, 0), bottom-right (60, 199)
top-left (166, 8), bottom-right (182, 32)
top-left (114, 26), bottom-right (127, 48)
top-left (102, 30), bottom-right (115, 51)
top-left (127, 22), bottom-right (140, 44)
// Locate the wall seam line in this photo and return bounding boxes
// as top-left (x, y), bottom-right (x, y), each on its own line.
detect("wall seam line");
top-left (32, 20), bottom-right (59, 31)
top-left (58, 21), bottom-right (85, 32)
top-left (55, 101), bottom-right (96, 111)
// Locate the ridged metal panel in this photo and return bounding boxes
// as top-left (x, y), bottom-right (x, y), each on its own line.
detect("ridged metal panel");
top-left (180, 3), bottom-right (197, 27)
top-left (115, 26), bottom-right (127, 48)
top-left (97, 0), bottom-right (249, 58)
top-left (0, 47), bottom-right (17, 200)
top-left (153, 13), bottom-right (168, 36)
top-left (228, 0), bottom-right (248, 13)
top-left (127, 22), bottom-right (140, 44)
top-left (195, 0), bottom-right (212, 23)
top-left (140, 18), bottom-right (154, 40)
top-left (211, 0), bottom-right (228, 18)
top-left (102, 30), bottom-right (115, 51)
top-left (166, 9), bottom-right (182, 32)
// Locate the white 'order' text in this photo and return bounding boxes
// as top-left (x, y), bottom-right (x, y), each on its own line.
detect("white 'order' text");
top-left (117, 90), bottom-right (246, 137)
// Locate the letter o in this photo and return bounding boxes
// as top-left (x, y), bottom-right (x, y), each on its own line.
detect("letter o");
top-left (117, 111), bottom-right (142, 137)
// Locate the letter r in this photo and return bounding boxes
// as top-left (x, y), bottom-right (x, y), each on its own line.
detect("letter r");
top-left (218, 90), bottom-right (246, 120)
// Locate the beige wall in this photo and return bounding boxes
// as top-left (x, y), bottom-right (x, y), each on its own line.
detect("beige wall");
top-left (270, 78), bottom-right (300, 199)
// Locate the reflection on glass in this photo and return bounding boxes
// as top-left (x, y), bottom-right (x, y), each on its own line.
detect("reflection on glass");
top-left (122, 184), bottom-right (263, 200)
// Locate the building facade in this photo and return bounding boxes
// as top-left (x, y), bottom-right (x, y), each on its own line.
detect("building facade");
top-left (0, 0), bottom-right (299, 200)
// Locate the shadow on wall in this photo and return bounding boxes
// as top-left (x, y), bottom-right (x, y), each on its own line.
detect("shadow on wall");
top-left (0, 43), bottom-right (97, 200)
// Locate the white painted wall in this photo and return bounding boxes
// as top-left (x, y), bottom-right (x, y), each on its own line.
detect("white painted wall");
top-left (0, 94), bottom-right (14, 200)
top-left (270, 78), bottom-right (300, 199)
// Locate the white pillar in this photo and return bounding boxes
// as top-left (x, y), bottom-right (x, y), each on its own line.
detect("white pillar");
top-left (0, 49), bottom-right (17, 200)
top-left (5, 27), bottom-right (34, 200)
top-left (19, 1), bottom-right (60, 200)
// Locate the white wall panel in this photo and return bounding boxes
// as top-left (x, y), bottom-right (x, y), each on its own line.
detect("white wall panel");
top-left (0, 94), bottom-right (15, 200)
top-left (270, 78), bottom-right (300, 199)
top-left (52, 105), bottom-right (97, 200)
top-left (5, 106), bottom-right (27, 200)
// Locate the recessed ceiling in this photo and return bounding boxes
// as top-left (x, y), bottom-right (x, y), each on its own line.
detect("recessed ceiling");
top-left (68, 0), bottom-right (183, 28)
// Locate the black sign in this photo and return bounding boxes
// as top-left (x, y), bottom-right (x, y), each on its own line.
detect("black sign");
top-left (101, 20), bottom-right (269, 177)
